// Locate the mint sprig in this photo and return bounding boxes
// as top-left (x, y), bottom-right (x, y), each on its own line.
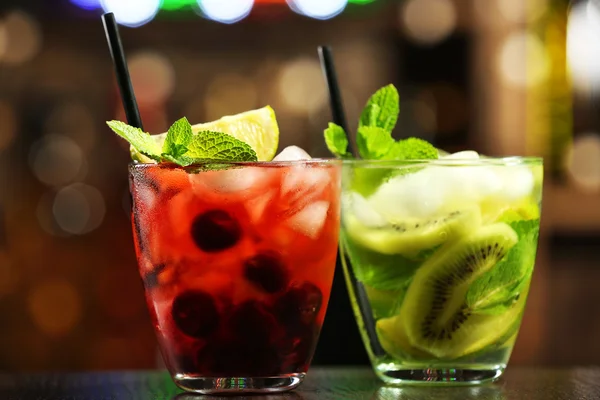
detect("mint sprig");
top-left (106, 118), bottom-right (258, 166)
top-left (323, 84), bottom-right (439, 196)
top-left (323, 84), bottom-right (438, 162)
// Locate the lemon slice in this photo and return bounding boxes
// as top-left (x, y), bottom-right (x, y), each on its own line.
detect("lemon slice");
top-left (131, 106), bottom-right (280, 163)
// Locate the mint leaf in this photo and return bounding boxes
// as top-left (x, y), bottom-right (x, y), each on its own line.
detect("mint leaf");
top-left (356, 126), bottom-right (395, 159)
top-left (163, 117), bottom-right (193, 159)
top-left (185, 131), bottom-right (258, 162)
top-left (385, 137), bottom-right (438, 160)
top-left (343, 233), bottom-right (421, 291)
top-left (359, 84), bottom-right (399, 132)
top-left (162, 154), bottom-right (193, 166)
top-left (362, 104), bottom-right (381, 128)
top-left (324, 123), bottom-right (351, 159)
top-left (466, 220), bottom-right (540, 314)
top-left (106, 121), bottom-right (162, 161)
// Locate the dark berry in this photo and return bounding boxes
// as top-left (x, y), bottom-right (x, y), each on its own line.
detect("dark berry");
top-left (191, 210), bottom-right (241, 252)
top-left (243, 252), bottom-right (289, 293)
top-left (228, 301), bottom-right (279, 345)
top-left (275, 282), bottom-right (323, 330)
top-left (171, 290), bottom-right (219, 338)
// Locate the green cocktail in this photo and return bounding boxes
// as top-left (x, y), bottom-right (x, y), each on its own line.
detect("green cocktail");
top-left (323, 85), bottom-right (542, 385)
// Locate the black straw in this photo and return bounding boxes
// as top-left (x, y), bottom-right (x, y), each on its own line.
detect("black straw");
top-left (318, 46), bottom-right (356, 156)
top-left (102, 13), bottom-right (144, 130)
top-left (317, 45), bottom-right (384, 357)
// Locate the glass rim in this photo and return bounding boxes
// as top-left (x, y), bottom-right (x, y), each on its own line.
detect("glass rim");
top-left (341, 156), bottom-right (543, 167)
top-left (128, 158), bottom-right (341, 170)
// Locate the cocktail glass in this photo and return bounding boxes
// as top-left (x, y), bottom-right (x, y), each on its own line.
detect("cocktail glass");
top-left (129, 160), bottom-right (341, 394)
top-left (339, 157), bottom-right (542, 385)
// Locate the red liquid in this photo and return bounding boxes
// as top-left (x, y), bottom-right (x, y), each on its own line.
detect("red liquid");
top-left (129, 162), bottom-right (340, 378)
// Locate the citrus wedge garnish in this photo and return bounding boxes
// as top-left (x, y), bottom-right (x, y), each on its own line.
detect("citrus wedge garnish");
top-left (131, 106), bottom-right (279, 163)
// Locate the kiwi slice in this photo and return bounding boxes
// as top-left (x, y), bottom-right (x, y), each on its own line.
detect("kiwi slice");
top-left (398, 223), bottom-right (519, 359)
top-left (377, 316), bottom-right (434, 361)
top-left (344, 207), bottom-right (482, 257)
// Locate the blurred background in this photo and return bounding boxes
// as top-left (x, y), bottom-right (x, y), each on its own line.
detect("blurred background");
top-left (0, 0), bottom-right (599, 371)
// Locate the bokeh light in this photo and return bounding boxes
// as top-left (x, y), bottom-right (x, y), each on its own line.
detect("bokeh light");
top-left (37, 191), bottom-right (65, 237)
top-left (277, 57), bottom-right (327, 115)
top-left (288, 0), bottom-right (348, 20)
top-left (45, 103), bottom-right (96, 153)
top-left (197, 0), bottom-right (255, 24)
top-left (29, 135), bottom-right (86, 187)
top-left (129, 52), bottom-right (176, 105)
top-left (566, 133), bottom-right (600, 192)
top-left (498, 32), bottom-right (549, 88)
top-left (1, 11), bottom-right (42, 65)
top-left (0, 251), bottom-right (19, 298)
top-left (0, 100), bottom-right (17, 151)
top-left (163, 0), bottom-right (194, 11)
top-left (400, 0), bottom-right (456, 46)
top-left (28, 280), bottom-right (82, 337)
top-left (70, 0), bottom-right (102, 10)
top-left (204, 73), bottom-right (258, 121)
top-left (567, 1), bottom-right (600, 92)
top-left (52, 183), bottom-right (106, 235)
top-left (497, 0), bottom-right (548, 24)
top-left (101, 0), bottom-right (161, 27)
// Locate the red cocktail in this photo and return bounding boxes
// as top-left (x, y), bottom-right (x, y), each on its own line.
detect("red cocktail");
top-left (129, 160), bottom-right (341, 393)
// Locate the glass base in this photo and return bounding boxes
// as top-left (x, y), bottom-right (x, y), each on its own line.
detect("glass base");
top-left (375, 365), bottom-right (504, 386)
top-left (173, 373), bottom-right (305, 394)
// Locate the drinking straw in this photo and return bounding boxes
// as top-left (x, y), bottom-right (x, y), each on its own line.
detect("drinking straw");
top-left (317, 45), bottom-right (385, 356)
top-left (318, 46), bottom-right (357, 157)
top-left (102, 13), bottom-right (144, 130)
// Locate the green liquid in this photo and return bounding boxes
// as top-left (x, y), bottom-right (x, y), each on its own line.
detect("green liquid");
top-left (340, 210), bottom-right (539, 384)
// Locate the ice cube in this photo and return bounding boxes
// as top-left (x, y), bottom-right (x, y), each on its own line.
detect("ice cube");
top-left (368, 168), bottom-right (446, 220)
top-left (246, 189), bottom-right (276, 223)
top-left (281, 165), bottom-right (331, 202)
top-left (496, 166), bottom-right (535, 202)
top-left (443, 165), bottom-right (502, 203)
top-left (343, 192), bottom-right (387, 228)
top-left (443, 150), bottom-right (480, 160)
top-left (273, 145), bottom-right (312, 161)
top-left (287, 201), bottom-right (329, 239)
top-left (439, 151), bottom-right (505, 202)
top-left (190, 167), bottom-right (267, 194)
top-left (470, 167), bottom-right (503, 198)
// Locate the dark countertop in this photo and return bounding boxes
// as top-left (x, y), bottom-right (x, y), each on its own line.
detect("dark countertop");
top-left (1, 367), bottom-right (599, 399)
